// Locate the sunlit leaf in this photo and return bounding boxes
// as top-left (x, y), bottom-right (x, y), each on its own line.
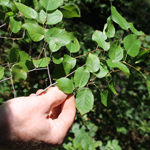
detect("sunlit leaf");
top-left (45, 28), bottom-right (71, 49)
top-left (32, 57), bottom-right (50, 68)
top-left (52, 54), bottom-right (63, 64)
top-left (0, 0), bottom-right (9, 6)
top-left (61, 4), bottom-right (80, 18)
top-left (92, 30), bottom-right (110, 51)
top-left (107, 59), bottom-right (130, 77)
top-left (46, 9), bottom-right (63, 25)
top-left (40, 0), bottom-right (63, 11)
top-left (19, 51), bottom-right (31, 62)
top-left (74, 67), bottom-right (90, 87)
top-left (12, 65), bottom-right (27, 82)
top-left (66, 32), bottom-right (80, 53)
top-left (63, 54), bottom-right (76, 69)
top-left (129, 23), bottom-right (143, 36)
top-left (76, 88), bottom-right (94, 115)
top-left (63, 62), bottom-right (72, 75)
top-left (86, 53), bottom-right (100, 72)
top-left (15, 2), bottom-right (38, 19)
top-left (106, 16), bottom-right (115, 38)
top-left (9, 17), bottom-right (21, 33)
top-left (39, 9), bottom-right (47, 23)
top-left (48, 40), bottom-right (61, 52)
top-left (23, 23), bottom-right (45, 42)
top-left (57, 77), bottom-right (74, 94)
top-left (111, 5), bottom-right (129, 30)
top-left (109, 43), bottom-right (123, 61)
top-left (94, 63), bottom-right (108, 78)
top-left (124, 34), bottom-right (141, 57)
top-left (0, 67), bottom-right (4, 79)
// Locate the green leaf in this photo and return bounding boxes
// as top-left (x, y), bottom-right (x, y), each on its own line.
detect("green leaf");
top-left (19, 51), bottom-right (31, 62)
top-left (46, 9), bottom-right (63, 25)
top-left (61, 4), bottom-right (80, 18)
top-left (9, 47), bottom-right (20, 63)
top-left (109, 43), bottom-right (123, 61)
top-left (52, 54), bottom-right (63, 64)
top-left (74, 67), bottom-right (90, 88)
top-left (66, 32), bottom-right (80, 53)
top-left (23, 23), bottom-right (45, 42)
top-left (108, 80), bottom-right (118, 95)
top-left (111, 5), bottom-right (129, 30)
top-left (57, 77), bottom-right (74, 94)
top-left (106, 17), bottom-right (115, 38)
top-left (40, 0), bottom-right (63, 11)
top-left (107, 59), bottom-right (130, 77)
top-left (146, 75), bottom-right (150, 98)
top-left (100, 90), bottom-right (112, 107)
top-left (39, 9), bottom-right (47, 23)
top-left (0, 0), bottom-right (9, 6)
top-left (129, 23), bottom-right (143, 36)
top-left (86, 53), bottom-right (100, 73)
top-left (94, 63), bottom-right (108, 78)
top-left (32, 57), bottom-right (50, 68)
top-left (12, 65), bottom-right (27, 82)
top-left (63, 62), bottom-right (72, 75)
top-left (9, 17), bottom-right (21, 33)
top-left (48, 40), bottom-right (61, 52)
top-left (0, 67), bottom-right (4, 79)
top-left (63, 54), bottom-right (76, 69)
top-left (124, 34), bottom-right (141, 57)
top-left (45, 28), bottom-right (71, 50)
top-left (76, 88), bottom-right (94, 115)
top-left (92, 30), bottom-right (110, 51)
top-left (15, 2), bottom-right (38, 19)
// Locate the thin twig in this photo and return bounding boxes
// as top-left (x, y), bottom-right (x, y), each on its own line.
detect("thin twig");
top-left (44, 47), bottom-right (52, 85)
top-left (0, 23), bottom-right (6, 28)
top-left (8, 63), bottom-right (16, 98)
top-left (36, 82), bottom-right (57, 96)
top-left (27, 67), bottom-right (47, 73)
top-left (0, 77), bottom-right (11, 83)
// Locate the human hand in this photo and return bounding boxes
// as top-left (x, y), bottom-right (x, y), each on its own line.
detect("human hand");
top-left (0, 87), bottom-right (76, 150)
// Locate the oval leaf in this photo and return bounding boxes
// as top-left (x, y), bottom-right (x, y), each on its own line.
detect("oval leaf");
top-left (92, 30), bottom-right (110, 51)
top-left (9, 47), bottom-right (20, 63)
top-left (74, 67), bottom-right (90, 87)
top-left (106, 16), bottom-right (115, 38)
top-left (111, 5), bottom-right (129, 30)
top-left (46, 9), bottom-right (63, 25)
top-left (9, 17), bottom-right (21, 33)
top-left (15, 2), bottom-right (38, 19)
top-left (86, 53), bottom-right (100, 73)
top-left (40, 0), bottom-right (63, 11)
top-left (76, 88), bottom-right (94, 115)
top-left (124, 34), bottom-right (141, 57)
top-left (33, 57), bottom-right (50, 68)
top-left (57, 77), bottom-right (74, 94)
top-left (52, 54), bottom-right (63, 64)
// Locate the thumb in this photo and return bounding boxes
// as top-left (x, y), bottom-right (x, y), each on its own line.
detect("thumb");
top-left (38, 86), bottom-right (68, 112)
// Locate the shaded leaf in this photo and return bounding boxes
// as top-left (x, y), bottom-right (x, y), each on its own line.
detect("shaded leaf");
top-left (61, 4), bottom-right (80, 18)
top-left (74, 67), bottom-right (90, 87)
top-left (9, 47), bottom-right (20, 63)
top-left (15, 2), bottom-right (38, 19)
top-left (63, 54), bottom-right (76, 69)
top-left (108, 80), bottom-right (118, 95)
top-left (63, 62), bottom-right (72, 75)
top-left (12, 65), bottom-right (27, 82)
top-left (100, 90), bottom-right (112, 107)
top-left (76, 88), bottom-right (94, 115)
top-left (111, 5), bottom-right (129, 30)
top-left (107, 59), bottom-right (130, 77)
top-left (92, 30), bottom-right (110, 51)
top-left (124, 34), bottom-right (141, 57)
top-left (57, 77), bottom-right (74, 94)
top-left (86, 53), bottom-right (100, 73)
top-left (146, 75), bottom-right (150, 98)
top-left (40, 0), bottom-right (63, 11)
top-left (106, 16), bottom-right (115, 38)
top-left (0, 67), bottom-right (4, 79)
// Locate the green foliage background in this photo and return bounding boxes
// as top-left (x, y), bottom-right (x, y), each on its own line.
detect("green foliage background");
top-left (0, 0), bottom-right (150, 150)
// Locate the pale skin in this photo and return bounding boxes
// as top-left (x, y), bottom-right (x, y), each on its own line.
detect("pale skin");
top-left (0, 87), bottom-right (76, 150)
